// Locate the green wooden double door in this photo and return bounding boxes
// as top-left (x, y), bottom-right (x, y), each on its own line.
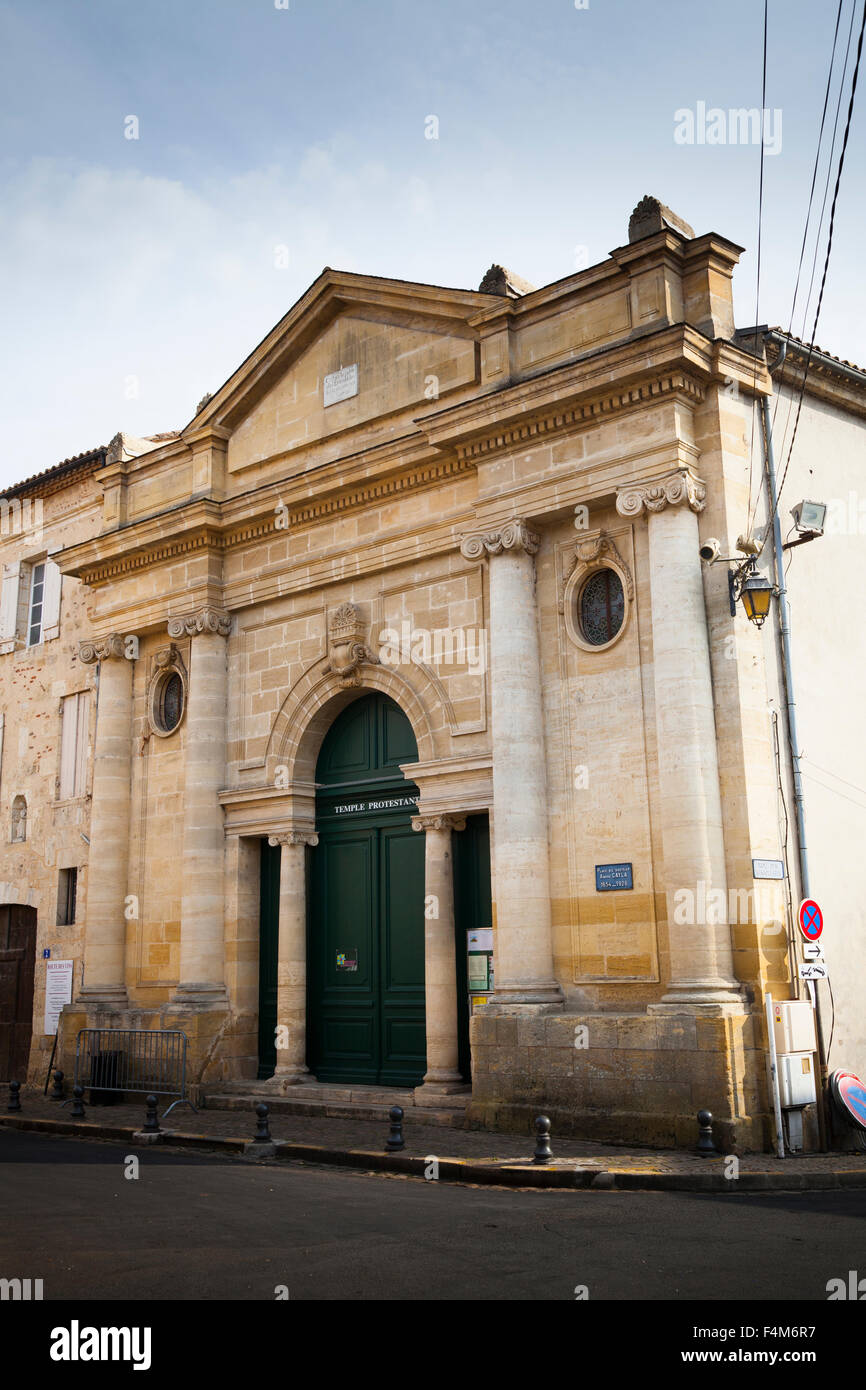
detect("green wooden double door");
top-left (307, 813), bottom-right (425, 1085)
top-left (258, 693), bottom-right (489, 1086)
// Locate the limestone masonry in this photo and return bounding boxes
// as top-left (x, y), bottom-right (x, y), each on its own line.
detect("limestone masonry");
top-left (2, 196), bottom-right (863, 1150)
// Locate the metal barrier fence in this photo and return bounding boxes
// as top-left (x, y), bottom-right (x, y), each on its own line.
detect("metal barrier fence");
top-left (70, 1029), bottom-right (197, 1117)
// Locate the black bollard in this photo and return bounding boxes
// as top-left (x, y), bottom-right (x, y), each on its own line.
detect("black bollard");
top-left (697, 1109), bottom-right (717, 1156)
top-left (49, 1069), bottom-right (65, 1102)
top-left (533, 1115), bottom-right (554, 1164)
top-left (7, 1081), bottom-right (21, 1112)
top-left (142, 1095), bottom-right (160, 1134)
top-left (253, 1102), bottom-right (271, 1144)
top-left (71, 1085), bottom-right (86, 1120)
top-left (386, 1105), bottom-right (404, 1152)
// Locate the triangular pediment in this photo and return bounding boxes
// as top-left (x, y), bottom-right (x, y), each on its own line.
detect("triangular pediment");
top-left (187, 270), bottom-right (492, 476)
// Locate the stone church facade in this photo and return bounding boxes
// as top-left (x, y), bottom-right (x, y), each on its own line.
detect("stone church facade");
top-left (3, 197), bottom-right (860, 1150)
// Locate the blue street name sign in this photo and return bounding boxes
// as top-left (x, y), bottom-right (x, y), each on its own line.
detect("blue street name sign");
top-left (595, 863), bottom-right (634, 892)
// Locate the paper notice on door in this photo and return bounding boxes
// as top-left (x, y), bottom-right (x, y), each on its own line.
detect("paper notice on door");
top-left (468, 954), bottom-right (489, 991)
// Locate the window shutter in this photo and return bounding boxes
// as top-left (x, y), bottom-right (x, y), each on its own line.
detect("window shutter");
top-left (74, 691), bottom-right (90, 796)
top-left (59, 695), bottom-right (78, 800)
top-left (41, 557), bottom-right (62, 641)
top-left (0, 562), bottom-right (21, 654)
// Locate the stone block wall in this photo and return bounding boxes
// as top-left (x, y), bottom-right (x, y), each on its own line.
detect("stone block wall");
top-left (468, 1010), bottom-right (769, 1151)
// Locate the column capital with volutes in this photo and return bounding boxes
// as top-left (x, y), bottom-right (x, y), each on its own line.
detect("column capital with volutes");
top-left (459, 518), bottom-right (539, 560)
top-left (268, 831), bottom-right (319, 848)
top-left (615, 467), bottom-right (707, 518)
top-left (167, 607), bottom-right (232, 639)
top-left (411, 813), bottom-right (467, 834)
top-left (78, 633), bottom-right (138, 664)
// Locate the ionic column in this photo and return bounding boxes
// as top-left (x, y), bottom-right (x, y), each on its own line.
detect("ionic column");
top-left (412, 813), bottom-right (465, 1088)
top-left (616, 469), bottom-right (742, 1011)
top-left (168, 608), bottom-right (231, 1006)
top-left (460, 520), bottom-right (562, 1006)
top-left (269, 831), bottom-right (318, 1084)
top-left (77, 633), bottom-right (136, 1004)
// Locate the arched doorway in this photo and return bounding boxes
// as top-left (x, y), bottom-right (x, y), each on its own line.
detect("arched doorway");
top-left (307, 692), bottom-right (426, 1086)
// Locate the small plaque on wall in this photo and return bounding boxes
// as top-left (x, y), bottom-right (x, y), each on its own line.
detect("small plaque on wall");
top-left (752, 858), bottom-right (785, 880)
top-left (323, 363), bottom-right (359, 407)
top-left (595, 862), bottom-right (633, 892)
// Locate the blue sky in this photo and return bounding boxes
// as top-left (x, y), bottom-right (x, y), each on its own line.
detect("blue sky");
top-left (1, 0), bottom-right (863, 485)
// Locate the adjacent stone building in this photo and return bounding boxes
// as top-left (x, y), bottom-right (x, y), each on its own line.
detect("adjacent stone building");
top-left (2, 197), bottom-right (863, 1150)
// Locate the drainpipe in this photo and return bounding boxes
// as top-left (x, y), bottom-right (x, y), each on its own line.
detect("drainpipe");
top-left (760, 331), bottom-right (828, 1150)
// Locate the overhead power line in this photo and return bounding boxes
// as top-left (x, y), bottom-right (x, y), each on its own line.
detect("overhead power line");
top-left (768, 0), bottom-right (866, 532)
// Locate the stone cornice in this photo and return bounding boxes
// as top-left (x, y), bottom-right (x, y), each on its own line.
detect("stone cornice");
top-left (416, 324), bottom-right (719, 461)
top-left (56, 438), bottom-right (475, 585)
top-left (287, 452), bottom-right (473, 529)
top-left (459, 371), bottom-right (704, 464)
top-left (615, 467), bottom-right (707, 517)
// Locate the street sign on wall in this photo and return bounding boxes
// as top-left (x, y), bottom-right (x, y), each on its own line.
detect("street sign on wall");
top-left (798, 962), bottom-right (828, 981)
top-left (798, 899), bottom-right (824, 942)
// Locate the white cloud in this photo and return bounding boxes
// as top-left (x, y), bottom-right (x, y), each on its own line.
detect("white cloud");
top-left (0, 150), bottom-right (484, 485)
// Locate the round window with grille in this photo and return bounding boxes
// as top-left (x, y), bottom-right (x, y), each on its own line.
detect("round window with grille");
top-left (577, 568), bottom-right (625, 647)
top-left (156, 671), bottom-right (184, 734)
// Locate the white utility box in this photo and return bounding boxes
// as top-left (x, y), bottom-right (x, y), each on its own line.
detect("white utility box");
top-left (777, 1051), bottom-right (818, 1108)
top-left (772, 999), bottom-right (817, 1055)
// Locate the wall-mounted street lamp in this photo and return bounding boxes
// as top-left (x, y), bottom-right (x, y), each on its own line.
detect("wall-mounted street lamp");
top-left (731, 561), bottom-right (774, 627)
top-left (700, 501), bottom-right (826, 630)
top-left (700, 535), bottom-right (774, 628)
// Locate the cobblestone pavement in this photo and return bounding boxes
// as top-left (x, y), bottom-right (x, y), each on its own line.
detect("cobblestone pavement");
top-left (6, 1089), bottom-right (866, 1174)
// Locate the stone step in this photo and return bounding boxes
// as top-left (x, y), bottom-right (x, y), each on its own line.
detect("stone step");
top-left (202, 1090), bottom-right (471, 1129)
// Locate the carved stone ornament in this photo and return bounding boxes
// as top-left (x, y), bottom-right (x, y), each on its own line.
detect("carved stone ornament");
top-left (144, 644), bottom-right (188, 745)
top-left (79, 633), bottom-right (130, 664)
top-left (459, 518), bottom-right (540, 560)
top-left (411, 813), bottom-right (467, 834)
top-left (166, 607), bottom-right (232, 639)
top-left (615, 468), bottom-right (707, 518)
top-left (628, 195), bottom-right (695, 244)
top-left (106, 432), bottom-right (124, 466)
top-left (559, 532), bottom-right (634, 615)
top-left (268, 831), bottom-right (319, 848)
top-left (323, 603), bottom-right (380, 688)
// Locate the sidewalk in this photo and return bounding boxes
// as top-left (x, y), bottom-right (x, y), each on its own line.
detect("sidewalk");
top-left (4, 1090), bottom-right (866, 1192)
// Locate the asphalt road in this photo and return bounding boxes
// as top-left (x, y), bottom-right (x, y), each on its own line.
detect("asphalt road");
top-left (2, 1128), bottom-right (865, 1301)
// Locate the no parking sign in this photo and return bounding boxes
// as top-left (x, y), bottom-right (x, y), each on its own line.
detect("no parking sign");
top-left (798, 898), bottom-right (824, 942)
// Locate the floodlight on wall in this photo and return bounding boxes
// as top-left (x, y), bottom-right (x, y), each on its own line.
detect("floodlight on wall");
top-left (790, 500), bottom-right (827, 535)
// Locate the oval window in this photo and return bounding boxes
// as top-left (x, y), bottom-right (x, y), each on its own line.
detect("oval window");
top-left (158, 672), bottom-right (184, 733)
top-left (578, 569), bottom-right (625, 646)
